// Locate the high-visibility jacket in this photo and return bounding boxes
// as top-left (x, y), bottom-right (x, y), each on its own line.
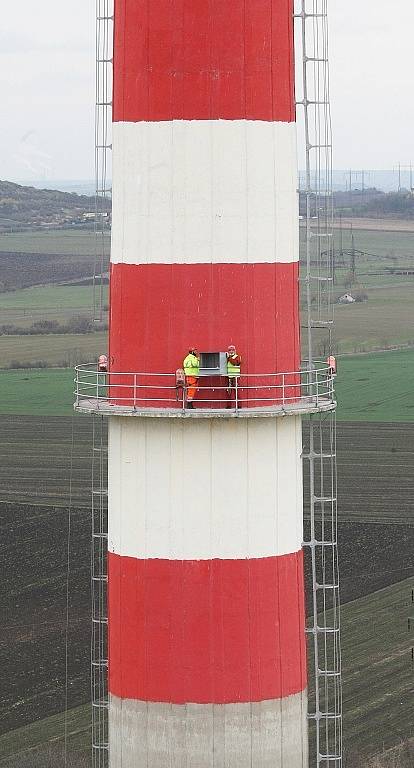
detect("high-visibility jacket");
top-left (227, 353), bottom-right (241, 377)
top-left (183, 353), bottom-right (200, 377)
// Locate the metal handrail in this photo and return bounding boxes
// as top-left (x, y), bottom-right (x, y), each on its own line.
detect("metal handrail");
top-left (74, 363), bottom-right (335, 413)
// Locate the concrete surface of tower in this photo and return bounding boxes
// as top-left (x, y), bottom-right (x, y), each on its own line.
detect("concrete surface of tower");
top-left (108, 0), bottom-right (307, 765)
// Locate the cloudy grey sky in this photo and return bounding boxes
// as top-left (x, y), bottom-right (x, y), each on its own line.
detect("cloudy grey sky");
top-left (1, 1), bottom-right (413, 184)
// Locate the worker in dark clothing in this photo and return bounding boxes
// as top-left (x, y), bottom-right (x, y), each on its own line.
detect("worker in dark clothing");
top-left (226, 345), bottom-right (242, 407)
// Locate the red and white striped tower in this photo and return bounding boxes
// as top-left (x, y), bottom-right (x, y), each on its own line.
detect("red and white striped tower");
top-left (107, 1), bottom-right (308, 764)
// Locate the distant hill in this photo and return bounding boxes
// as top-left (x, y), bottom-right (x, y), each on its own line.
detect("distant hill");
top-left (300, 187), bottom-right (414, 220)
top-left (0, 180), bottom-right (111, 231)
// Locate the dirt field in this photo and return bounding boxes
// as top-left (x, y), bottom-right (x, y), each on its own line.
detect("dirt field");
top-left (0, 415), bottom-right (410, 520)
top-left (332, 217), bottom-right (414, 232)
top-left (0, 253), bottom-right (99, 292)
top-left (0, 415), bottom-right (413, 741)
top-left (0, 416), bottom-right (95, 506)
top-left (0, 502), bottom-right (90, 736)
top-left (0, 504), bottom-right (412, 758)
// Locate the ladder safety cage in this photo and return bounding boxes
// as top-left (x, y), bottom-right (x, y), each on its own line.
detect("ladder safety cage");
top-left (295, 0), bottom-right (334, 358)
top-left (91, 415), bottom-right (109, 768)
top-left (92, 0), bottom-right (113, 765)
top-left (294, 1), bottom-right (343, 766)
top-left (94, 0), bottom-right (113, 324)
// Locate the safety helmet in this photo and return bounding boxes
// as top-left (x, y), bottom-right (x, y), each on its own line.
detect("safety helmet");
top-left (228, 344), bottom-right (236, 353)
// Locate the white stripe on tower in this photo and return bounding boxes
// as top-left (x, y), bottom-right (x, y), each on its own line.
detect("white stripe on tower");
top-left (111, 120), bottom-right (299, 265)
top-left (108, 417), bottom-right (303, 561)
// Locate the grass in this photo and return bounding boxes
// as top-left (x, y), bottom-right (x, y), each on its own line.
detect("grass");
top-left (0, 369), bottom-right (75, 416)
top-left (332, 283), bottom-right (414, 354)
top-left (0, 332), bottom-right (107, 370)
top-left (336, 348), bottom-right (414, 422)
top-left (332, 226), bottom-right (414, 261)
top-left (0, 231), bottom-right (109, 257)
top-left (0, 285), bottom-right (107, 312)
top-left (0, 347), bottom-right (410, 421)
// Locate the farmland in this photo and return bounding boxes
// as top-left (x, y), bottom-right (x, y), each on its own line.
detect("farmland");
top-left (0, 252), bottom-right (100, 294)
top-left (300, 223), bottom-right (414, 354)
top-left (1, 577), bottom-right (413, 764)
top-left (0, 411), bottom-right (413, 754)
top-left (0, 332), bottom-right (107, 370)
top-left (0, 347), bottom-right (410, 420)
top-left (341, 579), bottom-right (414, 759)
top-left (331, 227), bottom-right (414, 352)
top-left (0, 501), bottom-right (91, 736)
top-left (0, 231), bottom-right (109, 257)
top-left (0, 412), bottom-right (411, 521)
top-left (336, 349), bottom-right (414, 422)
top-left (0, 222), bottom-right (413, 765)
top-left (0, 285), bottom-right (106, 311)
top-left (0, 282), bottom-right (108, 369)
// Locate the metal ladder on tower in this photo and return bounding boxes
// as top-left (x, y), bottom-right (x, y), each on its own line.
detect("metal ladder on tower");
top-left (94, 0), bottom-right (113, 323)
top-left (91, 415), bottom-right (109, 768)
top-left (91, 4), bottom-right (112, 765)
top-left (295, 1), bottom-right (343, 765)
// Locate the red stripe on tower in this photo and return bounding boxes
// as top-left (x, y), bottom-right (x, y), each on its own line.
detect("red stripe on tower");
top-left (109, 262), bottom-right (300, 377)
top-left (109, 552), bottom-right (306, 703)
top-left (113, 0), bottom-right (295, 122)
top-left (108, 0), bottom-right (307, 765)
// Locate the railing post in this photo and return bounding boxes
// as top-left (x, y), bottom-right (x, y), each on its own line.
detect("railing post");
top-left (182, 382), bottom-right (186, 412)
top-left (235, 377), bottom-right (238, 412)
top-left (316, 371), bottom-right (319, 405)
top-left (282, 373), bottom-right (285, 406)
top-left (133, 374), bottom-right (137, 409)
top-left (96, 370), bottom-right (99, 402)
top-left (75, 368), bottom-right (79, 407)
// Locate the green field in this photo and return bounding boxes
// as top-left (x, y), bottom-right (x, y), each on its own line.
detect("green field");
top-left (0, 284), bottom-right (107, 312)
top-left (336, 349), bottom-right (414, 421)
top-left (0, 332), bottom-right (107, 371)
top-left (333, 226), bottom-right (414, 261)
top-left (0, 369), bottom-right (76, 415)
top-left (331, 228), bottom-right (414, 353)
top-left (332, 283), bottom-right (414, 354)
top-left (0, 348), bottom-right (410, 420)
top-left (0, 578), bottom-right (412, 764)
top-left (0, 230), bottom-right (109, 257)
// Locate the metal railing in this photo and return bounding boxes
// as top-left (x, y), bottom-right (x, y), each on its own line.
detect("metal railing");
top-left (74, 363), bottom-right (335, 414)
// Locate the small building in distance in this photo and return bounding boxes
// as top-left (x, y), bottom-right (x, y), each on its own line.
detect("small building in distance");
top-left (338, 293), bottom-right (356, 304)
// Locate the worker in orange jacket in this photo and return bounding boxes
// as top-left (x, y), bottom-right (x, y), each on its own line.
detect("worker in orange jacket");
top-left (183, 348), bottom-right (200, 408)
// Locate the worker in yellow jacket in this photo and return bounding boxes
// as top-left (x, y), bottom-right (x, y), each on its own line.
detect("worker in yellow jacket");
top-left (183, 348), bottom-right (200, 408)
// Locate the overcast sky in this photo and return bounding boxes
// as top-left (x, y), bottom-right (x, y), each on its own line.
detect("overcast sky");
top-left (1, 1), bottom-right (413, 184)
